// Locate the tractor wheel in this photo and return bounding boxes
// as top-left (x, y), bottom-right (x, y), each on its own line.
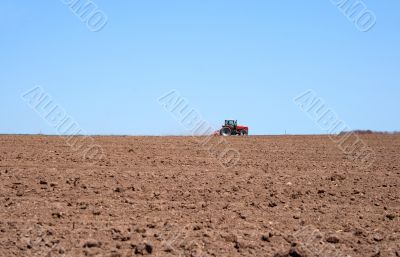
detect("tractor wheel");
top-left (220, 127), bottom-right (231, 136)
top-left (240, 130), bottom-right (248, 136)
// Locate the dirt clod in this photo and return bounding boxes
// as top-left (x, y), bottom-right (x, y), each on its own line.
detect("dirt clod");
top-left (326, 235), bottom-right (340, 244)
top-left (386, 214), bottom-right (396, 220)
top-left (83, 239), bottom-right (102, 248)
top-left (289, 247), bottom-right (305, 257)
top-left (261, 234), bottom-right (271, 242)
top-left (132, 243), bottom-right (153, 255)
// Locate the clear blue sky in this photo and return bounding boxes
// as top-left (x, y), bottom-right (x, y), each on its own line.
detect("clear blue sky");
top-left (1, 1), bottom-right (399, 135)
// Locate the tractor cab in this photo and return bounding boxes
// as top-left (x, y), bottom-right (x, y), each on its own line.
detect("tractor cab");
top-left (224, 120), bottom-right (237, 128)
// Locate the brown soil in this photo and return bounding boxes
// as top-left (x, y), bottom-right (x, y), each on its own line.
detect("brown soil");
top-left (0, 135), bottom-right (399, 257)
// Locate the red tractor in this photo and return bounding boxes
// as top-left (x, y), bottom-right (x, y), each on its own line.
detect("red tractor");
top-left (219, 120), bottom-right (249, 136)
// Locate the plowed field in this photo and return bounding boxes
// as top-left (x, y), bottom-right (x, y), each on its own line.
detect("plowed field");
top-left (0, 135), bottom-right (399, 257)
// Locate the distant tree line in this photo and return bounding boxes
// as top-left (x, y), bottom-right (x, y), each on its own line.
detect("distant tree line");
top-left (339, 130), bottom-right (400, 135)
